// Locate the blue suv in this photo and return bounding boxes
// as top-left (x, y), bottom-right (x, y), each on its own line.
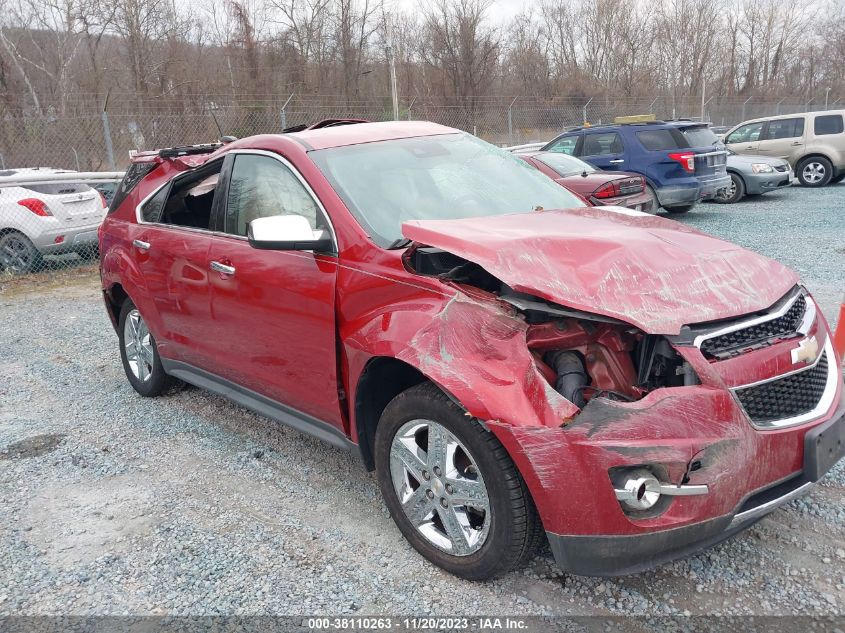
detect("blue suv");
top-left (541, 121), bottom-right (730, 213)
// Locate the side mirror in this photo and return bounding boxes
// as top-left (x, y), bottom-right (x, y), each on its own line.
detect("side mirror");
top-left (247, 215), bottom-right (334, 252)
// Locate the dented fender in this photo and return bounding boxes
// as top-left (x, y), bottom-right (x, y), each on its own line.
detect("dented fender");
top-left (342, 288), bottom-right (579, 430)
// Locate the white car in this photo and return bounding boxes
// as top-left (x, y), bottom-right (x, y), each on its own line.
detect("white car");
top-left (0, 168), bottom-right (108, 273)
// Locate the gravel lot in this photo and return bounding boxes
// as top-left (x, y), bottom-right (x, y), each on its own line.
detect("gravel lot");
top-left (0, 183), bottom-right (843, 619)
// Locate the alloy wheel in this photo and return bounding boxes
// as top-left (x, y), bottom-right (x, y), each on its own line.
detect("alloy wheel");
top-left (718, 179), bottom-right (737, 201)
top-left (802, 162), bottom-right (826, 184)
top-left (0, 234), bottom-right (38, 273)
top-left (389, 419), bottom-right (491, 556)
top-left (123, 309), bottom-right (154, 382)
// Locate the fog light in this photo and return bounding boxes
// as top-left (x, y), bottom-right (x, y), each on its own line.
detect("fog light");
top-left (614, 468), bottom-right (661, 511)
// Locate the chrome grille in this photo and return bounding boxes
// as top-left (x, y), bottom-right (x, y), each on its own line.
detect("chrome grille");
top-left (700, 295), bottom-right (807, 360)
top-left (734, 352), bottom-right (829, 424)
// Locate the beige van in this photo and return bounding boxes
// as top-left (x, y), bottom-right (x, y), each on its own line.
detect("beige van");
top-left (723, 110), bottom-right (845, 187)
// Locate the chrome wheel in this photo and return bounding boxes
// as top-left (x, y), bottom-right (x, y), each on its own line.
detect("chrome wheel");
top-left (389, 419), bottom-right (491, 556)
top-left (802, 161), bottom-right (826, 184)
top-left (123, 309), bottom-right (154, 382)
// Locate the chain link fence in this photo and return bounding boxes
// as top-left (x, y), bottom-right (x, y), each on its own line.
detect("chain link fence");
top-left (0, 94), bottom-right (837, 278)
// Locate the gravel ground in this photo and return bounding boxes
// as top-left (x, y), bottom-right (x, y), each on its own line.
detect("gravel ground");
top-left (0, 183), bottom-right (843, 619)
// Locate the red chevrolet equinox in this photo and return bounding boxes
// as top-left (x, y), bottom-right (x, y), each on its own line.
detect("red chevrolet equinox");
top-left (100, 121), bottom-right (845, 580)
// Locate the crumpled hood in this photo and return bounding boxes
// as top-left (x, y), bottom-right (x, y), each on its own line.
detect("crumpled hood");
top-left (402, 207), bottom-right (798, 335)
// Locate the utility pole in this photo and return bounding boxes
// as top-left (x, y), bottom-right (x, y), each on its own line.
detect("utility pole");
top-left (825, 87), bottom-right (831, 110)
top-left (385, 15), bottom-right (399, 121)
top-left (700, 80), bottom-right (706, 121)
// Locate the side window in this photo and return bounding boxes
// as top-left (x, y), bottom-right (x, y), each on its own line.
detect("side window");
top-left (814, 114), bottom-right (844, 136)
top-left (224, 154), bottom-right (322, 237)
top-left (637, 129), bottom-right (680, 151)
top-left (726, 122), bottom-right (764, 144)
top-left (582, 132), bottom-right (623, 156)
top-left (765, 118), bottom-right (804, 140)
top-left (546, 136), bottom-right (578, 155)
top-left (141, 186), bottom-right (169, 223)
top-left (140, 160), bottom-right (222, 229)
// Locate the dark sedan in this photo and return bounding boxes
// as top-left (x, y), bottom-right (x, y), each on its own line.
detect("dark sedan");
top-left (516, 152), bottom-right (655, 213)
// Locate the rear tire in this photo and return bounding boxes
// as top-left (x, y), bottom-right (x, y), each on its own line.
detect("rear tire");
top-left (374, 382), bottom-right (541, 580)
top-left (664, 204), bottom-right (694, 214)
top-left (713, 172), bottom-right (745, 204)
top-left (0, 231), bottom-right (44, 274)
top-left (797, 156), bottom-right (833, 187)
top-left (118, 299), bottom-right (174, 397)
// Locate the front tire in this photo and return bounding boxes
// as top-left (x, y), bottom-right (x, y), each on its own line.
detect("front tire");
top-left (797, 157), bottom-right (833, 187)
top-left (713, 172), bottom-right (745, 204)
top-left (118, 300), bottom-right (173, 397)
top-left (374, 383), bottom-right (540, 580)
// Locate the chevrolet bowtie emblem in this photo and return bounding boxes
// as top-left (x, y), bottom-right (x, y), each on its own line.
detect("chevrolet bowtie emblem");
top-left (791, 336), bottom-right (819, 365)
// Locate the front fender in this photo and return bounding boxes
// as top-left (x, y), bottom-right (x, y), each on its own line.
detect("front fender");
top-left (342, 291), bottom-right (579, 430)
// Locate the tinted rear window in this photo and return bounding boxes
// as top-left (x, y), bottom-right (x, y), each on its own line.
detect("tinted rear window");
top-left (680, 126), bottom-right (718, 147)
top-left (109, 161), bottom-right (157, 214)
top-left (814, 115), bottom-right (844, 136)
top-left (636, 129), bottom-right (683, 151)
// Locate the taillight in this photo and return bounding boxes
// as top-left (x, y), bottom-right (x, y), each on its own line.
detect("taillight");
top-left (593, 182), bottom-right (619, 199)
top-left (669, 152), bottom-right (695, 173)
top-left (593, 177), bottom-right (645, 199)
top-left (17, 198), bottom-right (53, 217)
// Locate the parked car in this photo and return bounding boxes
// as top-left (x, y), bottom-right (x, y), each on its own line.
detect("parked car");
top-left (0, 168), bottom-right (107, 273)
top-left (713, 151), bottom-right (793, 204)
top-left (100, 122), bottom-right (844, 580)
top-left (723, 110), bottom-right (845, 187)
top-left (515, 151), bottom-right (654, 212)
top-left (541, 120), bottom-right (730, 214)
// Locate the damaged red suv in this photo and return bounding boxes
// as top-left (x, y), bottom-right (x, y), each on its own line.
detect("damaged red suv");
top-left (100, 122), bottom-right (845, 580)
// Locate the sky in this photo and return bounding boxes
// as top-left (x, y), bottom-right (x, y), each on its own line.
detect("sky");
top-left (392, 0), bottom-right (529, 24)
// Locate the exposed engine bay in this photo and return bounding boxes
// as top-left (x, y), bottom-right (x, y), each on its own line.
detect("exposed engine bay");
top-left (407, 246), bottom-right (698, 410)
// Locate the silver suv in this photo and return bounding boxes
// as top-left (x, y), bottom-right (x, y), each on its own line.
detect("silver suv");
top-left (723, 110), bottom-right (845, 187)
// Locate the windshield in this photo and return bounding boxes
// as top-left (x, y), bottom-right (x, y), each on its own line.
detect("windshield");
top-left (532, 153), bottom-right (595, 177)
top-left (680, 126), bottom-right (719, 147)
top-left (310, 133), bottom-right (584, 247)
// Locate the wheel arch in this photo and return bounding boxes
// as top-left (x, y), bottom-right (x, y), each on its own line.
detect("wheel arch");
top-left (797, 153), bottom-right (834, 169)
top-left (103, 282), bottom-right (130, 332)
top-left (353, 356), bottom-right (431, 471)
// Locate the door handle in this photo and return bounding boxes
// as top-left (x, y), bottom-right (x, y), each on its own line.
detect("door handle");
top-left (133, 239), bottom-right (150, 251)
top-left (791, 141), bottom-right (802, 146)
top-left (608, 159), bottom-right (624, 164)
top-left (210, 260), bottom-right (236, 276)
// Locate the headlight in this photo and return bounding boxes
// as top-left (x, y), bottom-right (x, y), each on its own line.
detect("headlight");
top-left (751, 163), bottom-right (774, 173)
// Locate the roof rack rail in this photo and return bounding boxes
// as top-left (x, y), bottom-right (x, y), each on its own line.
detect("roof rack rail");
top-left (158, 143), bottom-right (223, 158)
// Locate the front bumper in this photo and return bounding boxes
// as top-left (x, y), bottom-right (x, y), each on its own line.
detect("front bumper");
top-left (743, 170), bottom-right (793, 195)
top-left (545, 397), bottom-right (845, 576)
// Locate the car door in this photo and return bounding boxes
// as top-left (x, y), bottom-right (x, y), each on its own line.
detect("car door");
top-left (129, 162), bottom-right (222, 368)
top-left (206, 150), bottom-right (344, 428)
top-left (755, 117), bottom-right (805, 160)
top-left (578, 131), bottom-right (626, 170)
top-left (724, 121), bottom-right (765, 154)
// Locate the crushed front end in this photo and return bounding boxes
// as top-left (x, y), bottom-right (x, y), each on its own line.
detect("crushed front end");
top-left (483, 286), bottom-right (844, 576)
